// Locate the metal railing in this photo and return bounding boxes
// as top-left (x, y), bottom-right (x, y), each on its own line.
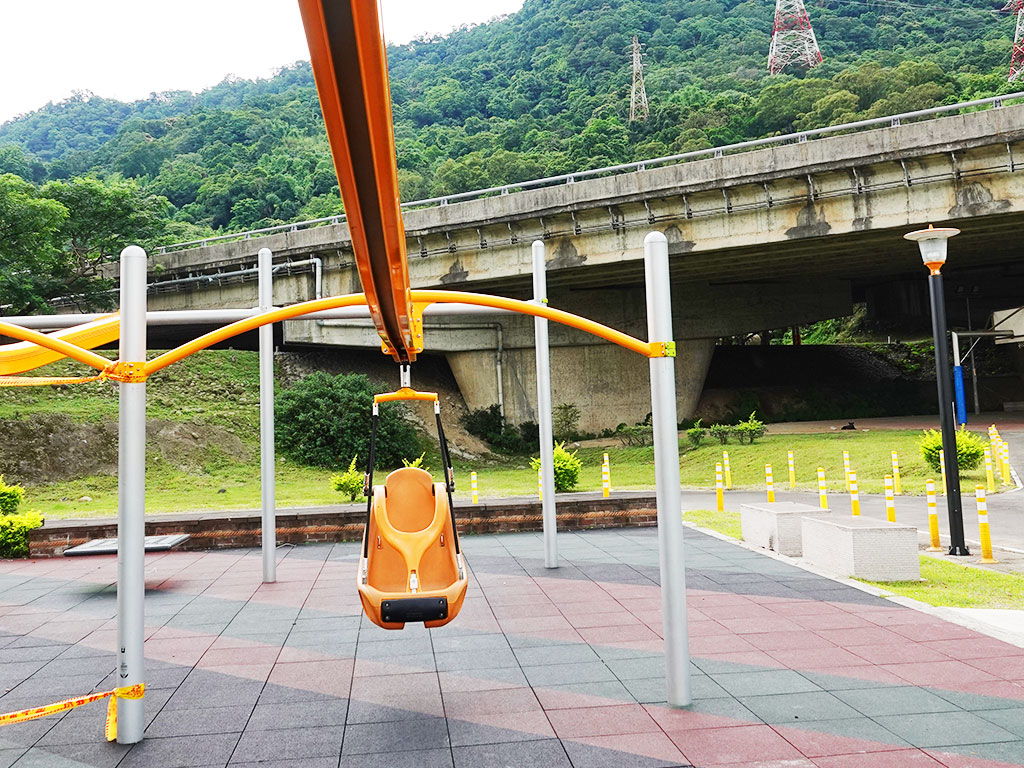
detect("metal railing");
top-left (156, 91), bottom-right (1024, 254)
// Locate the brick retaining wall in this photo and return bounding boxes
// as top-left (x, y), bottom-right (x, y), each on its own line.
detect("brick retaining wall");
top-left (28, 492), bottom-right (658, 557)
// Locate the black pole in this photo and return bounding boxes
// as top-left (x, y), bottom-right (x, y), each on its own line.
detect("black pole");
top-left (927, 272), bottom-right (970, 556)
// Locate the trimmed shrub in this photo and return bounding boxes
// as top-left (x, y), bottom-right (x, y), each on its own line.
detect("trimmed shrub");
top-left (615, 424), bottom-right (653, 446)
top-left (919, 428), bottom-right (986, 474)
top-left (275, 372), bottom-right (420, 469)
top-left (686, 419), bottom-right (706, 448)
top-left (0, 511), bottom-right (43, 558)
top-left (709, 424), bottom-right (732, 445)
top-left (330, 456), bottom-right (365, 502)
top-left (402, 452), bottom-right (429, 471)
top-left (531, 442), bottom-right (582, 492)
top-left (734, 412), bottom-right (766, 444)
top-left (0, 476), bottom-right (25, 515)
top-left (461, 405), bottom-right (537, 454)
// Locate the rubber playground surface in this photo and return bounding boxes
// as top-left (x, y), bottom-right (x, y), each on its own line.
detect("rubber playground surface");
top-left (2, 528), bottom-right (1024, 767)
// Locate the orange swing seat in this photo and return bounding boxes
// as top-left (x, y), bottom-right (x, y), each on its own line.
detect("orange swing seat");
top-left (358, 466), bottom-right (468, 629)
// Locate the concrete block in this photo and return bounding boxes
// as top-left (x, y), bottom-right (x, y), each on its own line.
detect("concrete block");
top-left (801, 516), bottom-right (920, 581)
top-left (740, 502), bottom-right (831, 557)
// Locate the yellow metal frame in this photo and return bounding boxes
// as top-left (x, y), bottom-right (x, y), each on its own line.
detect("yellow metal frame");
top-left (374, 388), bottom-right (438, 404)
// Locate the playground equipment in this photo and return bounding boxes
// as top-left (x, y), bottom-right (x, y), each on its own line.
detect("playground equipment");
top-left (358, 383), bottom-right (467, 628)
top-left (0, 0), bottom-right (694, 741)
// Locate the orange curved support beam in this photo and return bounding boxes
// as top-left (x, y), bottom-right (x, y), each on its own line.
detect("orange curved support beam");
top-left (144, 293), bottom-right (371, 376)
top-left (0, 319), bottom-right (114, 375)
top-left (411, 290), bottom-right (660, 358)
top-left (298, 0), bottom-right (415, 363)
top-left (374, 388), bottom-right (438, 404)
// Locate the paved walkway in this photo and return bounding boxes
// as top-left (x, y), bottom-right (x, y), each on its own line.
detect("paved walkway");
top-left (2, 529), bottom-right (1024, 767)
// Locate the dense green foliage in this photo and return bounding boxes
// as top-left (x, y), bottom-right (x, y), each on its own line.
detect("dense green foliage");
top-left (919, 427), bottom-right (987, 473)
top-left (274, 372), bottom-right (420, 470)
top-left (0, 511), bottom-right (43, 558)
top-left (0, 475), bottom-right (25, 515)
top-left (0, 0), bottom-right (1018, 249)
top-left (462, 404), bottom-right (539, 454)
top-left (331, 456), bottom-right (366, 502)
top-left (531, 442), bottom-right (583, 492)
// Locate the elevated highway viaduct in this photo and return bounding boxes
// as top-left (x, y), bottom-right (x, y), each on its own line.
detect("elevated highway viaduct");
top-left (141, 104), bottom-right (1024, 431)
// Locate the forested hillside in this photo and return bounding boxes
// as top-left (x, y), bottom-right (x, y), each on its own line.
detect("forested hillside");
top-left (0, 0), bottom-right (1017, 245)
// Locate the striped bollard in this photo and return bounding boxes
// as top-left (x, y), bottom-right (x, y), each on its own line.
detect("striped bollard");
top-left (843, 450), bottom-right (852, 492)
top-left (1001, 441), bottom-right (1012, 485)
top-left (849, 470), bottom-right (860, 516)
top-left (817, 467), bottom-right (827, 509)
top-left (471, 471), bottom-right (479, 505)
top-left (602, 453), bottom-right (611, 498)
top-left (765, 464), bottom-right (775, 503)
top-left (715, 462), bottom-right (724, 512)
top-left (976, 485), bottom-right (998, 564)
top-left (884, 475), bottom-right (896, 522)
top-left (984, 447), bottom-right (996, 493)
top-left (723, 452), bottom-right (733, 490)
top-left (939, 449), bottom-right (947, 496)
top-left (787, 450), bottom-right (796, 489)
top-left (926, 479), bottom-right (942, 551)
top-left (537, 465), bottom-right (543, 501)
top-left (891, 451), bottom-right (902, 495)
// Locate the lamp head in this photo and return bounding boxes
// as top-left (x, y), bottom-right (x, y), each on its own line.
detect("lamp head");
top-left (904, 224), bottom-right (960, 275)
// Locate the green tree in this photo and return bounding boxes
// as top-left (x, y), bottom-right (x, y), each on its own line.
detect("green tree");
top-left (0, 174), bottom-right (69, 315)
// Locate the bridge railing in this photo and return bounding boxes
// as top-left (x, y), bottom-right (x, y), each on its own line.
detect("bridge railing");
top-left (156, 91), bottom-right (1024, 254)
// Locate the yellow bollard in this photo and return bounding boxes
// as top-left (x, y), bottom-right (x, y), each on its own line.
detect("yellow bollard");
top-left (939, 449), bottom-right (947, 496)
top-left (976, 485), bottom-right (998, 564)
top-left (1001, 441), bottom-right (1012, 485)
top-left (723, 452), bottom-right (733, 490)
top-left (891, 451), bottom-right (902, 495)
top-left (849, 470), bottom-right (860, 516)
top-left (788, 450), bottom-right (796, 489)
top-left (984, 447), bottom-right (996, 493)
top-left (537, 466), bottom-right (543, 501)
top-left (471, 471), bottom-right (479, 505)
top-left (602, 453), bottom-right (611, 498)
top-left (765, 464), bottom-right (775, 503)
top-left (843, 450), bottom-right (852, 492)
top-left (884, 475), bottom-right (896, 522)
top-left (715, 462), bottom-right (724, 512)
top-left (926, 479), bottom-right (942, 551)
top-left (817, 467), bottom-right (828, 510)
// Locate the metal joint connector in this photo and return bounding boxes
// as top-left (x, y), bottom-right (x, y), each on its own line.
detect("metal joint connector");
top-left (107, 361), bottom-right (148, 384)
top-left (649, 341), bottom-right (677, 358)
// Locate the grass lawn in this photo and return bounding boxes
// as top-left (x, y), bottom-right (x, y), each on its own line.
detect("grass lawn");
top-left (682, 508), bottom-right (742, 539)
top-left (22, 429), bottom-right (1006, 519)
top-left (681, 430), bottom-right (997, 496)
top-left (860, 556), bottom-right (1024, 610)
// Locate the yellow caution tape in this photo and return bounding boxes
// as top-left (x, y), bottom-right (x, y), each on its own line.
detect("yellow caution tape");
top-left (0, 359), bottom-right (149, 388)
top-left (0, 683), bottom-right (144, 742)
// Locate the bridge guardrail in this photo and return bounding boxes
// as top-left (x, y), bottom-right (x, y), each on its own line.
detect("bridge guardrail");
top-left (156, 91), bottom-right (1024, 255)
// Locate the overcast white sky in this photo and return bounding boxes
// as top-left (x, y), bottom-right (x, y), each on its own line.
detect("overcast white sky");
top-left (0, 0), bottom-right (524, 124)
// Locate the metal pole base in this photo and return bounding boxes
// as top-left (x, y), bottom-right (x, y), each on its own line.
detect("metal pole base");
top-left (948, 544), bottom-right (971, 556)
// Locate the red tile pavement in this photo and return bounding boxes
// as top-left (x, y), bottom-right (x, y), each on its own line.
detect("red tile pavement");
top-left (567, 732), bottom-right (688, 764)
top-left (547, 703), bottom-right (662, 738)
top-left (811, 749), bottom-right (946, 767)
top-left (671, 723), bottom-right (807, 765)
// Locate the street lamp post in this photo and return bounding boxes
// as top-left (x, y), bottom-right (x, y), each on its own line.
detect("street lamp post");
top-left (904, 224), bottom-right (970, 556)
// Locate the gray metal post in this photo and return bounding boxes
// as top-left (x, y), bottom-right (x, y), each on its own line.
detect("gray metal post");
top-left (117, 246), bottom-right (147, 743)
top-left (258, 248), bottom-right (277, 583)
top-left (644, 231), bottom-right (692, 707)
top-left (532, 240), bottom-right (557, 569)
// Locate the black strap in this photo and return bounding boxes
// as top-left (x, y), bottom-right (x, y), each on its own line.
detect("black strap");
top-left (434, 407), bottom-right (461, 555)
top-left (362, 410), bottom-right (379, 558)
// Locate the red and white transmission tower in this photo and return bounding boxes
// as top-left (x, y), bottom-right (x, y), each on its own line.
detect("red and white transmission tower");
top-left (1006, 1), bottom-right (1024, 82)
top-left (768, 0), bottom-right (823, 75)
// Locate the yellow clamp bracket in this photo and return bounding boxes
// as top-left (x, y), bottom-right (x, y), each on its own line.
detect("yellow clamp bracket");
top-left (0, 683), bottom-right (144, 742)
top-left (649, 341), bottom-right (677, 358)
top-left (381, 302), bottom-right (426, 358)
top-left (105, 361), bottom-right (149, 384)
